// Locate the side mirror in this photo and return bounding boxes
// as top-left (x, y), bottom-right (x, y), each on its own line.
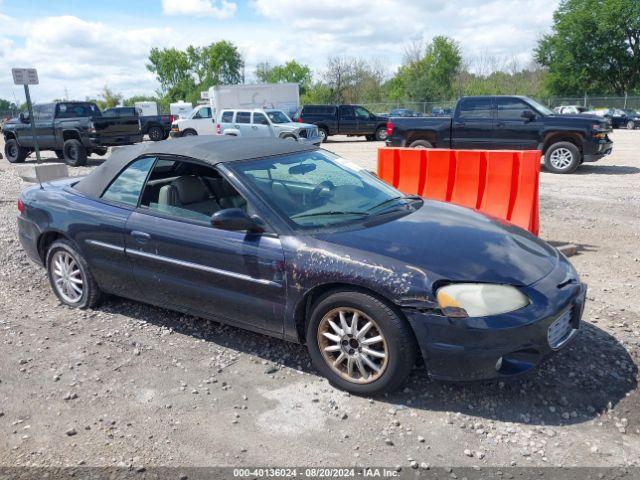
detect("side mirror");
top-left (211, 208), bottom-right (263, 233)
top-left (19, 112), bottom-right (29, 123)
top-left (521, 110), bottom-right (536, 121)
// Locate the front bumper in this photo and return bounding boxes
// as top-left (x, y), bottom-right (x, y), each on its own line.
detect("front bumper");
top-left (404, 257), bottom-right (587, 382)
top-left (583, 137), bottom-right (613, 162)
top-left (169, 130), bottom-right (183, 138)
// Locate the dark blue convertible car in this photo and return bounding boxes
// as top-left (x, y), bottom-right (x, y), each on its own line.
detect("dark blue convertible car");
top-left (17, 137), bottom-right (586, 394)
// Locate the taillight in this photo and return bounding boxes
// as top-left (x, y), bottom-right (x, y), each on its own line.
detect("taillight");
top-left (216, 123), bottom-right (222, 135)
top-left (17, 198), bottom-right (23, 214)
top-left (297, 117), bottom-right (303, 123)
top-left (386, 121), bottom-right (393, 137)
top-left (169, 115), bottom-right (174, 124)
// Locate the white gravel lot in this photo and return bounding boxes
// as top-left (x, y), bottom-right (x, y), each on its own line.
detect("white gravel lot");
top-left (0, 132), bottom-right (639, 470)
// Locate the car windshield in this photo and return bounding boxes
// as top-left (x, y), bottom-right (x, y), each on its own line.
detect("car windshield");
top-left (527, 98), bottom-right (554, 116)
top-left (265, 110), bottom-right (291, 124)
top-left (230, 150), bottom-right (420, 229)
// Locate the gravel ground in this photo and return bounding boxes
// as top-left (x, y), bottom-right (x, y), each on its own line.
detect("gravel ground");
top-left (0, 132), bottom-right (639, 470)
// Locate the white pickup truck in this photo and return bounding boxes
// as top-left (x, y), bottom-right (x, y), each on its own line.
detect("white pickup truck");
top-left (216, 108), bottom-right (322, 145)
top-left (169, 105), bottom-right (215, 137)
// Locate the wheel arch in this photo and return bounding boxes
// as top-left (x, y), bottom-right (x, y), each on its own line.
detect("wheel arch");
top-left (542, 132), bottom-right (584, 153)
top-left (293, 282), bottom-right (406, 344)
top-left (405, 130), bottom-right (437, 146)
top-left (4, 131), bottom-right (16, 141)
top-left (37, 230), bottom-right (72, 265)
top-left (62, 129), bottom-right (82, 142)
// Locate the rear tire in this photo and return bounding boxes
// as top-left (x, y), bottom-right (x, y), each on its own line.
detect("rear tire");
top-left (306, 289), bottom-right (417, 395)
top-left (544, 142), bottom-right (580, 174)
top-left (148, 126), bottom-right (164, 141)
top-left (409, 139), bottom-right (433, 149)
top-left (46, 239), bottom-right (102, 309)
top-left (627, 120), bottom-right (635, 130)
top-left (63, 139), bottom-right (87, 167)
top-left (4, 139), bottom-right (29, 163)
top-left (375, 126), bottom-right (387, 141)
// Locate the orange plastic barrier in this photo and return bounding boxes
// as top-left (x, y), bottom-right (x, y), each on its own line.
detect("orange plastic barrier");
top-left (377, 148), bottom-right (540, 235)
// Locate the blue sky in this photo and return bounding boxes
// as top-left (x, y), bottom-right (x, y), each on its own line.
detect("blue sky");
top-left (0, 0), bottom-right (559, 103)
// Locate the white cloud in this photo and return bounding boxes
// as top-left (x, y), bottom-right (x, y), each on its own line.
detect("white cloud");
top-left (161, 0), bottom-right (236, 19)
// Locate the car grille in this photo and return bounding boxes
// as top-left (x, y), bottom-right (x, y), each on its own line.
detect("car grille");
top-left (298, 127), bottom-right (318, 139)
top-left (547, 308), bottom-right (574, 349)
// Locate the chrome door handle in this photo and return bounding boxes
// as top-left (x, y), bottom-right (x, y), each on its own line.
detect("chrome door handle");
top-left (252, 126), bottom-right (258, 130)
top-left (131, 230), bottom-right (151, 244)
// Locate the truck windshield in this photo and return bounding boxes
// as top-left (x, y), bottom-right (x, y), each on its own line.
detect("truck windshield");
top-left (527, 98), bottom-right (554, 116)
top-left (266, 110), bottom-right (291, 124)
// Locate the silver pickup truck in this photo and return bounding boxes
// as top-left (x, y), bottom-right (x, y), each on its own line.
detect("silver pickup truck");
top-left (216, 108), bottom-right (322, 145)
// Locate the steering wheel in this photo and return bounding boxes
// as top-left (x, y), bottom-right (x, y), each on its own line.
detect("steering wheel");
top-left (310, 180), bottom-right (336, 204)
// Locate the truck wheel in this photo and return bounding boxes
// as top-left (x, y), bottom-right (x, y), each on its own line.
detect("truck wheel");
top-left (306, 289), bottom-right (417, 395)
top-left (54, 150), bottom-right (64, 160)
top-left (409, 139), bottom-right (433, 149)
top-left (544, 142), bottom-right (580, 174)
top-left (148, 126), bottom-right (164, 141)
top-left (4, 139), bottom-right (29, 163)
top-left (318, 127), bottom-right (328, 143)
top-left (182, 129), bottom-right (197, 137)
top-left (63, 139), bottom-right (87, 167)
top-left (375, 126), bottom-right (387, 141)
top-left (365, 135), bottom-right (375, 141)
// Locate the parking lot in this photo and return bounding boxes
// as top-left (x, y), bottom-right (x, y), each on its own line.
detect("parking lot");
top-left (0, 131), bottom-right (639, 468)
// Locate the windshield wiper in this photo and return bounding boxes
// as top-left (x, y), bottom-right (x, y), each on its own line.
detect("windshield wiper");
top-left (291, 210), bottom-right (370, 219)
top-left (367, 195), bottom-right (422, 213)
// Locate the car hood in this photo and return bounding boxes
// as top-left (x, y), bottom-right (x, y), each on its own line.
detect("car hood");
top-left (304, 201), bottom-right (558, 289)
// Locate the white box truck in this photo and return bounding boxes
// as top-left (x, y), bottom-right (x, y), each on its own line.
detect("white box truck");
top-left (170, 101), bottom-right (194, 120)
top-left (170, 83), bottom-right (300, 137)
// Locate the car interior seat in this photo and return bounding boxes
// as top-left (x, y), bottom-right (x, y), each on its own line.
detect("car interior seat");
top-left (158, 175), bottom-right (221, 216)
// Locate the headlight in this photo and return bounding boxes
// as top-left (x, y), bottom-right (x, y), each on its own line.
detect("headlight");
top-left (436, 283), bottom-right (529, 317)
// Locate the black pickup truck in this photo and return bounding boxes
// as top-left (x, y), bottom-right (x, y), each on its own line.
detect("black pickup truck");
top-left (294, 104), bottom-right (388, 142)
top-left (3, 101), bottom-right (142, 166)
top-left (386, 96), bottom-right (613, 173)
top-left (103, 106), bottom-right (173, 141)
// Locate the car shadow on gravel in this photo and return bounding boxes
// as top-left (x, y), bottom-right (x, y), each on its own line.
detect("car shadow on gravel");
top-left (572, 164), bottom-right (640, 175)
top-left (99, 298), bottom-right (637, 427)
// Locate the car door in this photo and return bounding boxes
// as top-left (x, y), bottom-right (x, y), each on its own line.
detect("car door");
top-left (451, 97), bottom-right (495, 149)
top-left (233, 111), bottom-right (252, 136)
top-left (493, 98), bottom-right (543, 150)
top-left (124, 157), bottom-right (287, 334)
top-left (354, 106), bottom-right (376, 134)
top-left (79, 156), bottom-right (156, 299)
top-left (250, 112), bottom-right (273, 138)
top-left (192, 106), bottom-right (215, 135)
top-left (338, 105), bottom-right (358, 134)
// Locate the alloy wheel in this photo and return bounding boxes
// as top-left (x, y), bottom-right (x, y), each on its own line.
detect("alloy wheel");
top-left (317, 307), bottom-right (388, 384)
top-left (549, 147), bottom-right (574, 170)
top-left (51, 250), bottom-right (84, 303)
top-left (7, 143), bottom-right (17, 159)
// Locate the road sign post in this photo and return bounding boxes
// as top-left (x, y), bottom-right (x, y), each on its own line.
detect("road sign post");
top-left (11, 68), bottom-right (41, 164)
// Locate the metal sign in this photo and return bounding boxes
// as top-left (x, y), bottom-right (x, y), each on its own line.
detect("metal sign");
top-left (12, 68), bottom-right (39, 85)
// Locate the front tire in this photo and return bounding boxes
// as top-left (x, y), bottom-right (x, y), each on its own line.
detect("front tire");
top-left (318, 127), bottom-right (328, 143)
top-left (306, 289), bottom-right (417, 395)
top-left (4, 139), bottom-right (29, 163)
top-left (544, 142), bottom-right (580, 174)
top-left (46, 239), bottom-right (102, 308)
top-left (627, 120), bottom-right (635, 130)
top-left (63, 139), bottom-right (87, 167)
top-left (54, 150), bottom-right (64, 160)
top-left (182, 129), bottom-right (197, 137)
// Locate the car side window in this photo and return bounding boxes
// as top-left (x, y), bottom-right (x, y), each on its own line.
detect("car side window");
top-left (457, 98), bottom-right (493, 120)
top-left (236, 111), bottom-right (251, 124)
top-left (194, 107), bottom-right (212, 119)
top-left (253, 112), bottom-right (269, 125)
top-left (34, 104), bottom-right (55, 121)
top-left (220, 111), bottom-right (234, 123)
top-left (354, 107), bottom-right (370, 119)
top-left (101, 157), bottom-right (156, 207)
top-left (339, 106), bottom-right (355, 118)
top-left (497, 99), bottom-right (532, 121)
top-left (138, 158), bottom-right (251, 224)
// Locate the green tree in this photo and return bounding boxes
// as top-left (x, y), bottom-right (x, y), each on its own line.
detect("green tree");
top-left (0, 98), bottom-right (18, 113)
top-left (99, 86), bottom-right (123, 108)
top-left (256, 60), bottom-right (312, 94)
top-left (397, 36), bottom-right (461, 101)
top-left (536, 0), bottom-right (640, 95)
top-left (146, 41), bottom-right (244, 104)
